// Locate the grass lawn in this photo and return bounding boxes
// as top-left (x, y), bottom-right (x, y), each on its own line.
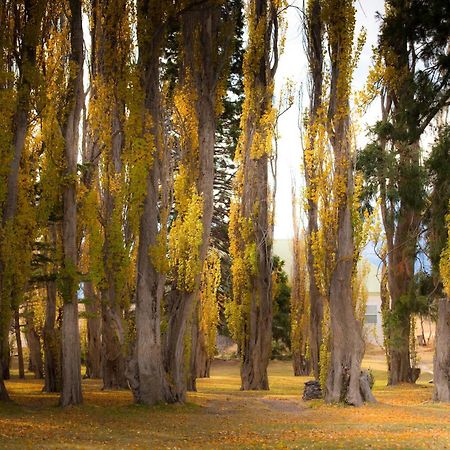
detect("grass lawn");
top-left (0, 354), bottom-right (449, 449)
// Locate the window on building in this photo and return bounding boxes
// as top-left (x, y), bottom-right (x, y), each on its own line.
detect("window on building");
top-left (365, 304), bottom-right (378, 324)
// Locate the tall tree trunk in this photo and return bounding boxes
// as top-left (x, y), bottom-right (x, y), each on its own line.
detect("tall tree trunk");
top-left (126, 0), bottom-right (168, 406)
top-left (433, 298), bottom-right (450, 402)
top-left (14, 309), bottom-right (24, 379)
top-left (43, 278), bottom-right (61, 392)
top-left (163, 2), bottom-right (225, 403)
top-left (230, 0), bottom-right (277, 391)
top-left (304, 0), bottom-right (324, 381)
top-left (60, 0), bottom-right (84, 407)
top-left (323, 0), bottom-right (374, 406)
top-left (0, 0), bottom-right (46, 403)
top-left (84, 282), bottom-right (102, 379)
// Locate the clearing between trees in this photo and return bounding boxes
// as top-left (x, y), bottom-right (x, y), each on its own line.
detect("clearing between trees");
top-left (1, 357), bottom-right (449, 449)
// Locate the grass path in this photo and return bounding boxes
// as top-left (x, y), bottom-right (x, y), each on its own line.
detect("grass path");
top-left (0, 359), bottom-right (449, 449)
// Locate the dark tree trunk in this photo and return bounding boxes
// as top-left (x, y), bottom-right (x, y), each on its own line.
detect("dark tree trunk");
top-left (293, 354), bottom-right (310, 377)
top-left (43, 279), bottom-right (61, 392)
top-left (2, 334), bottom-right (10, 380)
top-left (386, 193), bottom-right (419, 385)
top-left (14, 309), bottom-right (24, 379)
top-left (235, 0), bottom-right (275, 391)
top-left (25, 316), bottom-right (43, 379)
top-left (60, 0), bottom-right (84, 407)
top-left (187, 307), bottom-right (199, 391)
top-left (101, 298), bottom-right (127, 389)
top-left (433, 298), bottom-right (450, 402)
top-left (84, 282), bottom-right (102, 379)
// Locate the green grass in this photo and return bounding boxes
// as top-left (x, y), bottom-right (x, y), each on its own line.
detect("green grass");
top-left (0, 359), bottom-right (449, 449)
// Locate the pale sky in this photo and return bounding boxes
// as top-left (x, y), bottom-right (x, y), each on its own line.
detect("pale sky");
top-left (273, 0), bottom-right (385, 240)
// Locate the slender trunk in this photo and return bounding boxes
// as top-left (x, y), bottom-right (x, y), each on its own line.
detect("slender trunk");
top-left (84, 282), bottom-right (101, 379)
top-left (433, 298), bottom-right (450, 402)
top-left (387, 179), bottom-right (419, 384)
top-left (60, 0), bottom-right (84, 407)
top-left (187, 306), bottom-right (199, 391)
top-left (43, 279), bottom-right (61, 392)
top-left (14, 309), bottom-right (24, 379)
top-left (2, 332), bottom-right (10, 380)
top-left (196, 325), bottom-right (211, 378)
top-left (25, 316), bottom-right (43, 379)
top-left (304, 0), bottom-right (324, 380)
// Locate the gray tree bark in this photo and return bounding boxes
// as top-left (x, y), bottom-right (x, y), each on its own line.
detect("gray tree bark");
top-left (433, 298), bottom-right (450, 402)
top-left (25, 314), bottom-right (44, 379)
top-left (84, 282), bottom-right (102, 379)
top-left (303, 0), bottom-right (324, 380)
top-left (126, 0), bottom-right (168, 405)
top-left (324, 0), bottom-right (374, 406)
top-left (236, 0), bottom-right (277, 391)
top-left (60, 0), bottom-right (84, 407)
top-left (43, 277), bottom-right (61, 392)
top-left (14, 309), bottom-right (25, 379)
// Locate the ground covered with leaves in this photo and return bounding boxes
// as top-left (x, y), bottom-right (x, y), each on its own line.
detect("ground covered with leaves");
top-left (0, 355), bottom-right (449, 449)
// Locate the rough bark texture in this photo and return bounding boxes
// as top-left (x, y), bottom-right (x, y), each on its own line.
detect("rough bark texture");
top-left (236, 0), bottom-right (276, 391)
top-left (14, 309), bottom-right (25, 379)
top-left (84, 282), bottom-right (102, 379)
top-left (60, 0), bottom-right (84, 407)
top-left (163, 2), bottom-right (225, 403)
top-left (304, 0), bottom-right (324, 381)
top-left (433, 298), bottom-right (450, 402)
top-left (125, 0), bottom-right (168, 406)
top-left (324, 0), bottom-right (374, 406)
top-left (0, 0), bottom-right (46, 403)
top-left (43, 279), bottom-right (61, 392)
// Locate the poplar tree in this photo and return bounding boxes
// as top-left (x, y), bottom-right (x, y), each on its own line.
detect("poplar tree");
top-left (229, 0), bottom-right (280, 390)
top-left (59, 0), bottom-right (84, 407)
top-left (318, 0), bottom-right (374, 405)
top-left (0, 0), bottom-right (47, 401)
top-left (302, 0), bottom-right (325, 380)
